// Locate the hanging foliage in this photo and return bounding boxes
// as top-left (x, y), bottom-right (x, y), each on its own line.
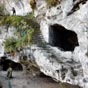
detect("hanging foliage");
top-left (2, 15), bottom-right (39, 53)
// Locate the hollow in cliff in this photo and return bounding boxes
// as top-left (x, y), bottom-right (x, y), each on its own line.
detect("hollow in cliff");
top-left (49, 24), bottom-right (79, 51)
top-left (0, 56), bottom-right (23, 71)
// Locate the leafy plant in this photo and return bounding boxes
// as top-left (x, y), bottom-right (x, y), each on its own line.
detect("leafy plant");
top-left (0, 16), bottom-right (23, 27)
top-left (3, 37), bottom-right (17, 53)
top-left (0, 15), bottom-right (39, 29)
top-left (16, 28), bottom-right (34, 48)
top-left (2, 15), bottom-right (38, 53)
top-left (26, 12), bottom-right (34, 19)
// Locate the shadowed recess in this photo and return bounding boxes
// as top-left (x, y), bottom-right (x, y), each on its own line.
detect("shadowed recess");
top-left (49, 24), bottom-right (79, 51)
top-left (0, 56), bottom-right (23, 71)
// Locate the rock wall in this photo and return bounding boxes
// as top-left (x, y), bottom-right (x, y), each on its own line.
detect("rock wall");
top-left (0, 0), bottom-right (88, 88)
top-left (0, 26), bottom-right (15, 57)
top-left (30, 0), bottom-right (88, 88)
top-left (1, 0), bottom-right (32, 15)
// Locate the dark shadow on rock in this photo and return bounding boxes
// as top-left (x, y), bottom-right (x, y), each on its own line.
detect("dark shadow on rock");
top-left (49, 24), bottom-right (79, 51)
top-left (0, 57), bottom-right (23, 71)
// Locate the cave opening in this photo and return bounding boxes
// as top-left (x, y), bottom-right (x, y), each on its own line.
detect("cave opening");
top-left (49, 24), bottom-right (79, 51)
top-left (0, 57), bottom-right (23, 71)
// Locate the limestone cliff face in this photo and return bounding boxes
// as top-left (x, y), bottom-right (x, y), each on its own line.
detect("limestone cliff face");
top-left (30, 0), bottom-right (88, 88)
top-left (0, 0), bottom-right (88, 88)
top-left (1, 0), bottom-right (32, 15)
top-left (0, 26), bottom-right (15, 57)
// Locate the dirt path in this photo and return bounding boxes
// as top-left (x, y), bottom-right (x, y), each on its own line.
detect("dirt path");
top-left (0, 71), bottom-right (81, 88)
top-left (0, 73), bottom-right (11, 88)
top-left (0, 71), bottom-right (60, 88)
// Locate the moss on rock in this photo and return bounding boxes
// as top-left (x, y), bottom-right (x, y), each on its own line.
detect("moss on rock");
top-left (1, 15), bottom-right (39, 53)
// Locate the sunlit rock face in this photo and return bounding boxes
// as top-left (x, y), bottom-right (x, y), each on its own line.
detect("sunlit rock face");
top-left (0, 26), bottom-right (15, 57)
top-left (1, 0), bottom-right (32, 15)
top-left (0, 0), bottom-right (88, 88)
top-left (31, 0), bottom-right (88, 88)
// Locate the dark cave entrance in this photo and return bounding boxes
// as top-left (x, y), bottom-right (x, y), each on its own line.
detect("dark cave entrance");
top-left (49, 24), bottom-right (79, 51)
top-left (0, 56), bottom-right (23, 71)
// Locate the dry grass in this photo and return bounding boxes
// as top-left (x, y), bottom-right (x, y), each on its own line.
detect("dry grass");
top-left (30, 0), bottom-right (36, 10)
top-left (46, 0), bottom-right (59, 6)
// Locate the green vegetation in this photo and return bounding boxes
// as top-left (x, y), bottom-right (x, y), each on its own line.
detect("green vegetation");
top-left (0, 16), bottom-right (22, 27)
top-left (15, 26), bottom-right (34, 48)
top-left (26, 12), bottom-right (34, 19)
top-left (0, 14), bottom-right (38, 28)
top-left (3, 37), bottom-right (17, 53)
top-left (46, 0), bottom-right (58, 7)
top-left (0, 14), bottom-right (39, 54)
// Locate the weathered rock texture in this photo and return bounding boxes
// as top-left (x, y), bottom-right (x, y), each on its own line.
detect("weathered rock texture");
top-left (30, 0), bottom-right (88, 88)
top-left (0, 0), bottom-right (88, 88)
top-left (0, 0), bottom-right (32, 15)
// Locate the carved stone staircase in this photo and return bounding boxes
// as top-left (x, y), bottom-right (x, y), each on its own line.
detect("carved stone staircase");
top-left (31, 28), bottom-right (47, 48)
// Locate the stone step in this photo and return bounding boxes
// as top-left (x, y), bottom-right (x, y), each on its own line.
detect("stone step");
top-left (31, 28), bottom-right (60, 62)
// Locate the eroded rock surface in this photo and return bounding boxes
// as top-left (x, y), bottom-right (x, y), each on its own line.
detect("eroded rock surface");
top-left (0, 0), bottom-right (88, 88)
top-left (29, 0), bottom-right (88, 88)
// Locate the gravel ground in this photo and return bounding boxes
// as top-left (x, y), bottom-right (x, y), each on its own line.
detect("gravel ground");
top-left (0, 74), bottom-right (9, 88)
top-left (0, 71), bottom-right (81, 88)
top-left (0, 71), bottom-right (60, 88)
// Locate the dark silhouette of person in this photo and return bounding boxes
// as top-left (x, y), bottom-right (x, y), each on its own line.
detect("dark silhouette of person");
top-left (7, 63), bottom-right (13, 78)
top-left (12, 7), bottom-right (16, 15)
